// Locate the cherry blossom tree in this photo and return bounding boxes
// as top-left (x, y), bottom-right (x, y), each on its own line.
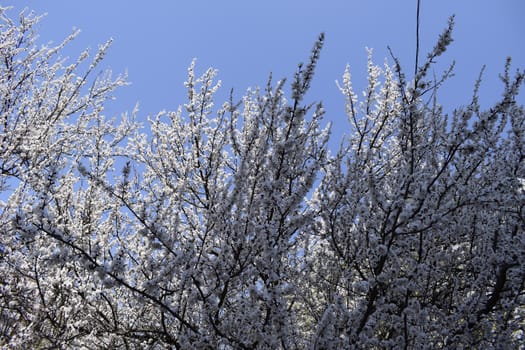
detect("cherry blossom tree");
top-left (0, 7), bottom-right (133, 347)
top-left (1, 6), bottom-right (524, 349)
top-left (306, 17), bottom-right (525, 349)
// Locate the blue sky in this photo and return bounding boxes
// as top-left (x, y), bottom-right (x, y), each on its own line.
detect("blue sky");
top-left (9, 1), bottom-right (525, 142)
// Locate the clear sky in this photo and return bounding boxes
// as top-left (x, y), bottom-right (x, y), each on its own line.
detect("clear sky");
top-left (8, 1), bottom-right (525, 143)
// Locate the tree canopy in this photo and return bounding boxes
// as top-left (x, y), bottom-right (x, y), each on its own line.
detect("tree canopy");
top-left (1, 7), bottom-right (524, 349)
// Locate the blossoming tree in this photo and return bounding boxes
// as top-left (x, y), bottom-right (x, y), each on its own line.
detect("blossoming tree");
top-left (1, 6), bottom-right (523, 349)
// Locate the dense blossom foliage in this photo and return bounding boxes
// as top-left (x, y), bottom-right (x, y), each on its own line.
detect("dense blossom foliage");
top-left (1, 8), bottom-right (524, 349)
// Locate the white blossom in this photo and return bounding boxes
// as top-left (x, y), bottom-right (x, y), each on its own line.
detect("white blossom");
top-left (1, 8), bottom-right (524, 349)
